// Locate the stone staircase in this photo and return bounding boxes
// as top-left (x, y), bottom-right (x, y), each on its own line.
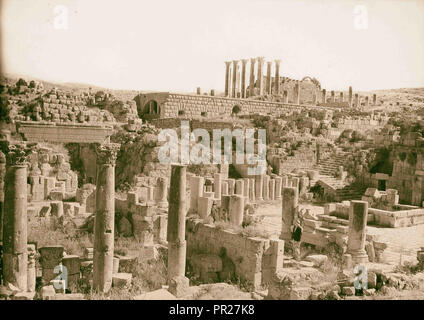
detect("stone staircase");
top-left (315, 151), bottom-right (350, 177)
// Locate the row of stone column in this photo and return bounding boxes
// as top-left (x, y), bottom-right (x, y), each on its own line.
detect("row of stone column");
top-left (321, 86), bottom-right (377, 107)
top-left (225, 58), bottom-right (281, 98)
top-left (1, 142), bottom-right (121, 294)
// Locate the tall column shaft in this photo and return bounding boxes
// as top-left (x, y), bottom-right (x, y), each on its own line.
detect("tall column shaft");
top-left (241, 59), bottom-right (248, 98)
top-left (275, 60), bottom-right (281, 95)
top-left (93, 143), bottom-right (120, 293)
top-left (280, 187), bottom-right (298, 241)
top-left (340, 92), bottom-right (344, 102)
top-left (167, 165), bottom-right (187, 280)
top-left (266, 61), bottom-right (272, 94)
top-left (232, 60), bottom-right (239, 98)
top-left (257, 57), bottom-right (265, 96)
top-left (2, 143), bottom-right (34, 291)
top-left (322, 89), bottom-right (326, 104)
top-left (348, 86), bottom-right (353, 107)
top-left (347, 200), bottom-right (369, 263)
top-left (249, 58), bottom-right (256, 97)
top-left (224, 61), bottom-right (232, 97)
top-left (295, 81), bottom-right (300, 105)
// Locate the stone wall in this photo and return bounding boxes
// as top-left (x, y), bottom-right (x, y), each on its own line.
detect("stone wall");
top-left (137, 92), bottom-right (333, 120)
top-left (186, 219), bottom-right (284, 289)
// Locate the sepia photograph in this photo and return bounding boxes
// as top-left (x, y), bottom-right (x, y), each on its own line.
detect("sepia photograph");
top-left (0, 0), bottom-right (424, 308)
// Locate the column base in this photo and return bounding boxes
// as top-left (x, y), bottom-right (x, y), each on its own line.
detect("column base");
top-left (168, 275), bottom-right (189, 298)
top-left (348, 249), bottom-right (369, 264)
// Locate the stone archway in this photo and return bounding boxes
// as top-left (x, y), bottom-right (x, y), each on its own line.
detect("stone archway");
top-left (139, 100), bottom-right (160, 118)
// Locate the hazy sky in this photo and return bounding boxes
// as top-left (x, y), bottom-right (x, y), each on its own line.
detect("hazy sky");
top-left (2, 0), bottom-right (424, 92)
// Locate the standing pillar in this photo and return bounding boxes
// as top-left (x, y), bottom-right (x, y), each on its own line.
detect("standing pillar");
top-left (373, 94), bottom-right (377, 105)
top-left (93, 143), bottom-right (120, 293)
top-left (249, 178), bottom-right (255, 202)
top-left (167, 165), bottom-right (189, 296)
top-left (0, 151), bottom-right (5, 244)
top-left (365, 96), bottom-right (369, 107)
top-left (241, 59), bottom-right (248, 98)
top-left (340, 92), bottom-right (344, 102)
top-left (354, 94), bottom-right (360, 107)
top-left (348, 86), bottom-right (353, 107)
top-left (283, 90), bottom-right (288, 103)
top-left (189, 176), bottom-right (204, 213)
top-left (219, 163), bottom-right (229, 180)
top-left (243, 178), bottom-right (250, 198)
top-left (155, 177), bottom-right (168, 208)
top-left (214, 173), bottom-right (222, 200)
top-left (294, 81), bottom-right (300, 105)
top-left (331, 90), bottom-right (335, 103)
top-left (235, 179), bottom-right (244, 196)
top-left (232, 60), bottom-right (239, 98)
top-left (2, 143), bottom-right (35, 291)
top-left (257, 57), bottom-right (265, 96)
top-left (322, 89), bottom-right (326, 104)
top-left (274, 177), bottom-right (282, 200)
top-left (274, 59), bottom-right (281, 95)
top-left (263, 175), bottom-right (270, 200)
top-left (347, 201), bottom-right (369, 264)
top-left (266, 61), bottom-right (272, 94)
top-left (280, 187), bottom-right (298, 241)
top-left (227, 179), bottom-right (235, 195)
top-left (224, 61), bottom-right (232, 97)
top-left (249, 58), bottom-right (256, 97)
top-left (221, 181), bottom-right (229, 196)
top-left (269, 179), bottom-right (276, 200)
top-left (229, 195), bottom-right (244, 226)
top-left (27, 244), bottom-right (36, 292)
top-left (313, 90), bottom-right (318, 105)
top-left (255, 174), bottom-right (264, 201)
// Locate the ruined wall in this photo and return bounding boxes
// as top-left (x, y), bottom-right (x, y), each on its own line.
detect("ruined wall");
top-left (137, 93), bottom-right (332, 120)
top-left (186, 220), bottom-right (283, 289)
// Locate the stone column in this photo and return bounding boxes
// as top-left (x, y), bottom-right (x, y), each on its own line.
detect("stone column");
top-left (280, 187), bottom-right (298, 241)
top-left (263, 175), bottom-right (270, 200)
top-left (373, 94), bottom-right (377, 105)
top-left (224, 61), bottom-right (232, 97)
top-left (214, 173), bottom-right (222, 200)
top-left (189, 176), bottom-right (204, 213)
top-left (347, 200), bottom-right (369, 264)
top-left (167, 165), bottom-right (189, 296)
top-left (313, 90), bottom-right (318, 105)
top-left (232, 60), bottom-right (239, 98)
top-left (235, 179), bottom-right (244, 196)
top-left (266, 61), bottom-right (272, 94)
top-left (2, 143), bottom-right (35, 291)
top-left (227, 178), bottom-right (235, 195)
top-left (257, 57), bottom-right (265, 96)
top-left (0, 151), bottom-right (5, 243)
top-left (241, 59), bottom-right (248, 98)
top-left (221, 181), bottom-right (229, 196)
top-left (274, 60), bottom-right (281, 95)
top-left (27, 244), bottom-right (36, 292)
top-left (365, 96), bottom-right (369, 107)
top-left (340, 92), bottom-right (344, 102)
top-left (249, 58), bottom-right (256, 97)
top-left (155, 177), bottom-right (168, 208)
top-left (196, 87), bottom-right (201, 95)
top-left (322, 89), bottom-right (326, 104)
top-left (243, 178), bottom-right (250, 198)
top-left (229, 195), bottom-right (244, 226)
top-left (348, 86), bottom-right (353, 107)
top-left (331, 90), bottom-right (335, 103)
top-left (283, 90), bottom-right (288, 103)
top-left (274, 177), bottom-right (282, 200)
top-left (93, 143), bottom-right (120, 293)
top-left (294, 81), bottom-right (300, 105)
top-left (355, 94), bottom-right (360, 107)
top-left (255, 174), bottom-right (264, 201)
top-left (249, 178), bottom-right (255, 202)
top-left (269, 179), bottom-right (275, 200)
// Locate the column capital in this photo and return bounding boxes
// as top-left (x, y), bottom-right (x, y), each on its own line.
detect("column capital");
top-left (267, 61), bottom-right (272, 65)
top-left (6, 142), bottom-right (37, 166)
top-left (225, 61), bottom-right (232, 67)
top-left (274, 59), bottom-right (281, 65)
top-left (250, 57), bottom-right (257, 64)
top-left (241, 59), bottom-right (249, 65)
top-left (257, 57), bottom-right (265, 63)
top-left (96, 143), bottom-right (120, 165)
